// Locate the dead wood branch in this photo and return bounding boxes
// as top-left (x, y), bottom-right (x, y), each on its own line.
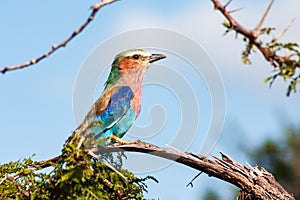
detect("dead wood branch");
top-left (94, 140), bottom-right (295, 200)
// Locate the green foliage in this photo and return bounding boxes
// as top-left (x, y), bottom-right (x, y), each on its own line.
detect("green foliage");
top-left (241, 37), bottom-right (254, 65)
top-left (249, 126), bottom-right (300, 199)
top-left (202, 190), bottom-right (220, 200)
top-left (0, 133), bottom-right (156, 199)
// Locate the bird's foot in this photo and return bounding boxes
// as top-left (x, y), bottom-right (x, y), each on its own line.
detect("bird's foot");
top-left (109, 135), bottom-right (137, 145)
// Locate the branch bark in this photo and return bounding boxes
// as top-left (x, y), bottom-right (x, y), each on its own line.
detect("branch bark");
top-left (0, 0), bottom-right (118, 74)
top-left (93, 140), bottom-right (295, 200)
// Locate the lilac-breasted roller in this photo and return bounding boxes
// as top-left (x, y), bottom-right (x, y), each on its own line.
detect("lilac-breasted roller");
top-left (76, 49), bottom-right (166, 148)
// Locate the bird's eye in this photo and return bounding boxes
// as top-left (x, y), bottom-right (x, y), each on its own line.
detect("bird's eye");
top-left (132, 54), bottom-right (139, 60)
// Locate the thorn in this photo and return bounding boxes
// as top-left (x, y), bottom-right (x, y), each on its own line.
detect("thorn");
top-left (273, 18), bottom-right (295, 44)
top-left (228, 7), bottom-right (243, 14)
top-left (254, 0), bottom-right (275, 34)
top-left (224, 0), bottom-right (233, 8)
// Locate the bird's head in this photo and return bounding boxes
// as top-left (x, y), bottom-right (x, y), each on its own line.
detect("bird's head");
top-left (113, 49), bottom-right (166, 72)
top-left (106, 49), bottom-right (166, 86)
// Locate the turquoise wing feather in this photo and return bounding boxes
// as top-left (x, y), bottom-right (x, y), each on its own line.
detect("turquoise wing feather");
top-left (93, 86), bottom-right (134, 140)
top-left (78, 85), bottom-right (136, 146)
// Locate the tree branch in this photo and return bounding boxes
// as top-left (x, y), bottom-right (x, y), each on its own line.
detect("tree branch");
top-left (93, 140), bottom-right (295, 200)
top-left (211, 0), bottom-right (300, 96)
top-left (0, 0), bottom-right (118, 74)
top-left (211, 0), bottom-right (278, 65)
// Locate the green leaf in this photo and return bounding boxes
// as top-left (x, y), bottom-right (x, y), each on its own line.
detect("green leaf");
top-left (264, 76), bottom-right (272, 83)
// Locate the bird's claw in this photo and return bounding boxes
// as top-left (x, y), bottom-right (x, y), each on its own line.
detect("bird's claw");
top-left (109, 135), bottom-right (137, 145)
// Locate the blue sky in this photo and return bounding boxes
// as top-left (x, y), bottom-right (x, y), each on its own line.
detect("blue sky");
top-left (1, 1), bottom-right (300, 199)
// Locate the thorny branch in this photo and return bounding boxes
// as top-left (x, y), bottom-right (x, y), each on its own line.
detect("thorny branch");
top-left (211, 0), bottom-right (276, 62)
top-left (211, 0), bottom-right (300, 96)
top-left (0, 0), bottom-right (118, 74)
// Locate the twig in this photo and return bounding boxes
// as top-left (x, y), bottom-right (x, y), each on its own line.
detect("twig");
top-left (87, 150), bottom-right (127, 180)
top-left (95, 173), bottom-right (126, 199)
top-left (0, 176), bottom-right (7, 185)
top-left (36, 155), bottom-right (61, 168)
top-left (0, 0), bottom-right (118, 74)
top-left (6, 176), bottom-right (30, 198)
top-left (186, 172), bottom-right (203, 188)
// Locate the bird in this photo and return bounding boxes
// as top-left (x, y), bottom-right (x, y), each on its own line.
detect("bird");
top-left (75, 49), bottom-right (166, 149)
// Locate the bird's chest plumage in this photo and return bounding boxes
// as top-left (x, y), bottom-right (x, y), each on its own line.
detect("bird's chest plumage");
top-left (131, 88), bottom-right (142, 117)
top-left (121, 68), bottom-right (144, 117)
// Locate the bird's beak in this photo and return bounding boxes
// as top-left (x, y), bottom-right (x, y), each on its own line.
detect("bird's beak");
top-left (149, 54), bottom-right (166, 63)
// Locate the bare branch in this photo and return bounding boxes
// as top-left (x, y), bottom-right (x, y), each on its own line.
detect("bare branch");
top-left (0, 0), bottom-right (118, 74)
top-left (94, 140), bottom-right (295, 200)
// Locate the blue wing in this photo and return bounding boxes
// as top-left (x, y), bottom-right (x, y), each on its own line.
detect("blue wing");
top-left (92, 86), bottom-right (134, 140)
top-left (76, 86), bottom-right (136, 147)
